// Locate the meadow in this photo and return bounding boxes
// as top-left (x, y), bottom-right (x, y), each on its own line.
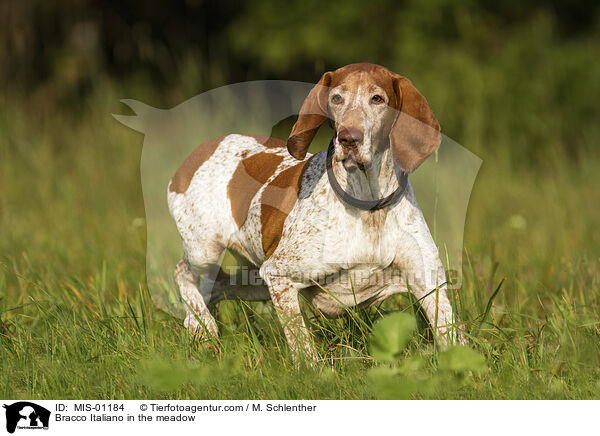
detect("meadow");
top-left (1, 3), bottom-right (600, 399)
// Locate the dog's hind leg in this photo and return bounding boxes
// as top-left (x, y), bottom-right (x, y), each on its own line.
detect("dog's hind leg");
top-left (174, 258), bottom-right (219, 338)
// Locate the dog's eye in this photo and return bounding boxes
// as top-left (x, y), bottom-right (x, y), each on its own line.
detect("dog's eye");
top-left (331, 94), bottom-right (343, 105)
top-left (370, 95), bottom-right (384, 104)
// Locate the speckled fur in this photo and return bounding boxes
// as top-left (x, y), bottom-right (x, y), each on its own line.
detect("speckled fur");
top-left (168, 64), bottom-right (464, 360)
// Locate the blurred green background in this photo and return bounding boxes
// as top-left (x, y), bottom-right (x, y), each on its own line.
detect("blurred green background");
top-left (2, 0), bottom-right (599, 164)
top-left (1, 0), bottom-right (600, 399)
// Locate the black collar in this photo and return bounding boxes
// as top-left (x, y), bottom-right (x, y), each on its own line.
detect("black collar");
top-left (326, 139), bottom-right (408, 211)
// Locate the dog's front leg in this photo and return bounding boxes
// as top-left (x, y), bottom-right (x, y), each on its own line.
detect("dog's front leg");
top-left (393, 220), bottom-right (465, 345)
top-left (264, 275), bottom-right (317, 362)
top-left (410, 280), bottom-right (463, 346)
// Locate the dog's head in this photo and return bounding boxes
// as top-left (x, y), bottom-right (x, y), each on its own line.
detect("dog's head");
top-left (286, 63), bottom-right (441, 173)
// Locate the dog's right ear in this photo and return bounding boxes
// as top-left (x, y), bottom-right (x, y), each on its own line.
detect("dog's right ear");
top-left (286, 72), bottom-right (332, 160)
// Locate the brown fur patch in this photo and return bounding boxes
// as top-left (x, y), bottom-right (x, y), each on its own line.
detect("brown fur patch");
top-left (169, 135), bottom-right (285, 194)
top-left (251, 135), bottom-right (286, 149)
top-left (228, 152), bottom-right (284, 228)
top-left (169, 136), bottom-right (224, 193)
top-left (260, 159), bottom-right (311, 259)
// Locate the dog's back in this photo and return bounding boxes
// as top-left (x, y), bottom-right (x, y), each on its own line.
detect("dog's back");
top-left (167, 133), bottom-right (308, 269)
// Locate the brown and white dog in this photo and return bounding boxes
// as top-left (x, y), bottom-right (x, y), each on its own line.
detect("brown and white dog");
top-left (168, 63), bottom-right (463, 360)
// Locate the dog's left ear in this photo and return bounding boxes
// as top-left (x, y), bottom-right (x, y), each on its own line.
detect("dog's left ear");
top-left (287, 72), bottom-right (332, 160)
top-left (389, 74), bottom-right (441, 173)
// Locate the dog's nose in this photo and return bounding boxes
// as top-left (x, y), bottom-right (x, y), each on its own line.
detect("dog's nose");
top-left (338, 128), bottom-right (364, 148)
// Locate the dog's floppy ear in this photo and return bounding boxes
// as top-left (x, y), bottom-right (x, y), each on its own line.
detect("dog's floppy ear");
top-left (287, 72), bottom-right (333, 160)
top-left (389, 74), bottom-right (441, 173)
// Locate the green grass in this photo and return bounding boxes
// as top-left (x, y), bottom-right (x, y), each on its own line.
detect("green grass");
top-left (1, 76), bottom-right (599, 400)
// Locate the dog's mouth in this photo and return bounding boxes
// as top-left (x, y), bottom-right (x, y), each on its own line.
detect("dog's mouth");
top-left (339, 146), bottom-right (372, 172)
top-left (343, 157), bottom-right (370, 172)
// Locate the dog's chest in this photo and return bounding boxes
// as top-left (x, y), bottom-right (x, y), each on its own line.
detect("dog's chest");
top-left (289, 204), bottom-right (412, 316)
top-left (298, 190), bottom-right (401, 263)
